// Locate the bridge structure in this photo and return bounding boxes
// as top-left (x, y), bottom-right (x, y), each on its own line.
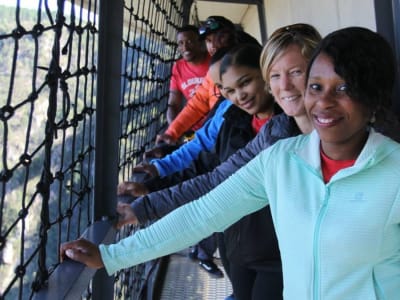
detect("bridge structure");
top-left (0, 0), bottom-right (399, 299)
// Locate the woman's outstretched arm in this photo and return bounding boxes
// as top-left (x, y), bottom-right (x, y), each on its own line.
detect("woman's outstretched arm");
top-left (101, 150), bottom-right (271, 274)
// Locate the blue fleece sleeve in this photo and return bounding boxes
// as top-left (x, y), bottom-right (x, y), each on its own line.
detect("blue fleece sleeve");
top-left (152, 100), bottom-right (232, 177)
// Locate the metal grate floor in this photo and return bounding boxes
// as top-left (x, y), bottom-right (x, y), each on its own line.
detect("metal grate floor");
top-left (159, 249), bottom-right (233, 300)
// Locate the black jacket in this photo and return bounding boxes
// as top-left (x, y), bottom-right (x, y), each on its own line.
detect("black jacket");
top-left (143, 103), bottom-right (254, 192)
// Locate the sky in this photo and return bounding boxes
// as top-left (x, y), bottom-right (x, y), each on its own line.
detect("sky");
top-left (0, 0), bottom-right (95, 20)
top-left (0, 0), bottom-right (58, 9)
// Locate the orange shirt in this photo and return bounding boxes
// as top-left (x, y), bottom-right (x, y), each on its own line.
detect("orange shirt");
top-left (165, 72), bottom-right (219, 140)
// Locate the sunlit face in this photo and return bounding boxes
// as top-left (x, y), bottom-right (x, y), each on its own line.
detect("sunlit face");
top-left (268, 44), bottom-right (308, 117)
top-left (205, 31), bottom-right (231, 56)
top-left (222, 65), bottom-right (272, 118)
top-left (177, 31), bottom-right (202, 62)
top-left (305, 53), bottom-right (371, 157)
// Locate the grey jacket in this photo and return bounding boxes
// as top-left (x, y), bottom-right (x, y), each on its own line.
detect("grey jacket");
top-left (131, 113), bottom-right (301, 223)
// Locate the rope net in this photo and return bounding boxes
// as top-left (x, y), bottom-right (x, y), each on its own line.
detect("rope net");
top-left (0, 0), bottom-right (194, 298)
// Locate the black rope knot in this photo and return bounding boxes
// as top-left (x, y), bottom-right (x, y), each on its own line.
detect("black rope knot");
top-left (28, 92), bottom-right (39, 102)
top-left (19, 153), bottom-right (32, 166)
top-left (55, 171), bottom-right (64, 180)
top-left (46, 66), bottom-right (62, 86)
top-left (62, 70), bottom-right (71, 79)
top-left (32, 24), bottom-right (45, 38)
top-left (0, 105), bottom-right (15, 121)
top-left (75, 25), bottom-right (84, 35)
top-left (0, 169), bottom-right (13, 182)
top-left (12, 25), bottom-right (27, 39)
top-left (18, 208), bottom-right (28, 218)
top-left (89, 24), bottom-right (97, 34)
top-left (82, 107), bottom-right (95, 116)
top-left (15, 265), bottom-right (26, 277)
top-left (80, 66), bottom-right (89, 76)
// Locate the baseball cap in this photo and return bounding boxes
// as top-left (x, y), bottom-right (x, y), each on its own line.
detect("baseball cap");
top-left (199, 16), bottom-right (235, 39)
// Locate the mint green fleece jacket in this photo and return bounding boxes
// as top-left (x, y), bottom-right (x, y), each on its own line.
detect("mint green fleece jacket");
top-left (100, 129), bottom-right (400, 300)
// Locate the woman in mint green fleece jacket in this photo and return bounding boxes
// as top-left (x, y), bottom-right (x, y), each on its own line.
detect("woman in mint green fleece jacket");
top-left (61, 27), bottom-right (400, 299)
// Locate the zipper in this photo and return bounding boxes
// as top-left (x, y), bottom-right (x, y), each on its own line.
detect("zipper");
top-left (312, 186), bottom-right (330, 300)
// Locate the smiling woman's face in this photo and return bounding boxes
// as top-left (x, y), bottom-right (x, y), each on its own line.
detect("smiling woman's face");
top-left (305, 52), bottom-right (371, 159)
top-left (222, 65), bottom-right (272, 118)
top-left (268, 44), bottom-right (308, 118)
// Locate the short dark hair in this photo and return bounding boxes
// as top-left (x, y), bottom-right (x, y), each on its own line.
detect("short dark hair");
top-left (307, 27), bottom-right (396, 111)
top-left (177, 25), bottom-right (200, 36)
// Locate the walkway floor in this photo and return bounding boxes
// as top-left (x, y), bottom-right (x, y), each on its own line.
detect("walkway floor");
top-left (159, 249), bottom-right (232, 300)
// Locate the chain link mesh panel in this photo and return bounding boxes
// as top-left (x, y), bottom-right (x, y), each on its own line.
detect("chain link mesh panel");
top-left (0, 0), bottom-right (200, 299)
top-left (0, 1), bottom-right (98, 298)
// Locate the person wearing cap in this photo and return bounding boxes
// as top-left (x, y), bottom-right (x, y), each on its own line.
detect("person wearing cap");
top-left (200, 16), bottom-right (259, 56)
top-left (156, 16), bottom-right (260, 145)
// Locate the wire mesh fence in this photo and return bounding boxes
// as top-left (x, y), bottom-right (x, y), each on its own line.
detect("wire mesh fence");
top-left (0, 1), bottom-right (98, 298)
top-left (0, 0), bottom-right (193, 299)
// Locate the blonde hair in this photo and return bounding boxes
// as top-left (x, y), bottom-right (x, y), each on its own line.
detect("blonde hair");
top-left (260, 23), bottom-right (322, 87)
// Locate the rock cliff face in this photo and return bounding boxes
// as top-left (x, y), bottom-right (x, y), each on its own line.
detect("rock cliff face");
top-left (0, 4), bottom-right (97, 297)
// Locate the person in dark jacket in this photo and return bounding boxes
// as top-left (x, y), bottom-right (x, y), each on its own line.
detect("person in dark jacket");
top-left (119, 44), bottom-right (277, 299)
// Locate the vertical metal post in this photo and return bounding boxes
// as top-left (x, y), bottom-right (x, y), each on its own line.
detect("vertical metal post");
top-left (374, 0), bottom-right (400, 115)
top-left (257, 1), bottom-right (267, 44)
top-left (93, 0), bottom-right (124, 298)
top-left (182, 0), bottom-right (194, 25)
